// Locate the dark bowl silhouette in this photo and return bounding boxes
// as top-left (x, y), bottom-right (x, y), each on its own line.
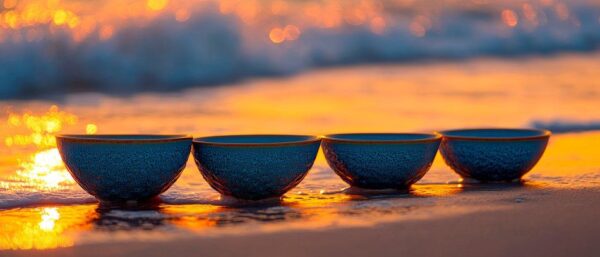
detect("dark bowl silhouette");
top-left (192, 135), bottom-right (321, 200)
top-left (56, 134), bottom-right (192, 202)
top-left (322, 133), bottom-right (441, 189)
top-left (439, 128), bottom-right (550, 182)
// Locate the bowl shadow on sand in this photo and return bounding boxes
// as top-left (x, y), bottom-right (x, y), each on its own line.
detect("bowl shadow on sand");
top-left (89, 197), bottom-right (306, 232)
top-left (85, 179), bottom-right (542, 232)
top-left (337, 178), bottom-right (542, 199)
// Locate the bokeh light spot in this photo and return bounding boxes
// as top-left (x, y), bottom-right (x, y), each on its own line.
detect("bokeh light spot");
top-left (85, 124), bottom-right (97, 135)
top-left (269, 27), bottom-right (285, 44)
top-left (53, 10), bottom-right (67, 25)
top-left (147, 0), bottom-right (168, 11)
top-left (501, 9), bottom-right (518, 27)
top-left (284, 25), bottom-right (301, 41)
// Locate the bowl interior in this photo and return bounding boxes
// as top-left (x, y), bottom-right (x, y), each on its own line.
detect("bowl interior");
top-left (325, 133), bottom-right (439, 142)
top-left (58, 134), bottom-right (190, 141)
top-left (441, 129), bottom-right (548, 139)
top-left (194, 135), bottom-right (317, 145)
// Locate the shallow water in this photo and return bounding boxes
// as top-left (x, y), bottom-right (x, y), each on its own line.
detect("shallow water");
top-left (1, 53), bottom-right (600, 250)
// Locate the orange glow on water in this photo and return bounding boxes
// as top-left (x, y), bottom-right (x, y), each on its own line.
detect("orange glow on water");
top-left (411, 184), bottom-right (463, 197)
top-left (1, 106), bottom-right (99, 190)
top-left (0, 205), bottom-right (95, 250)
top-left (501, 9), bottom-right (518, 27)
top-left (147, 0), bottom-right (169, 11)
top-left (534, 132), bottom-right (600, 178)
top-left (284, 192), bottom-right (353, 208)
top-left (3, 105), bottom-right (77, 148)
top-left (38, 207), bottom-right (60, 231)
top-left (162, 205), bottom-right (221, 231)
top-left (11, 148), bottom-right (74, 190)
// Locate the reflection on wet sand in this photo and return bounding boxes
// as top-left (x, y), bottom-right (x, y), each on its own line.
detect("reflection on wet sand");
top-left (0, 182), bottom-right (486, 250)
top-left (162, 204), bottom-right (221, 230)
top-left (0, 205), bottom-right (95, 250)
top-left (410, 184), bottom-right (463, 197)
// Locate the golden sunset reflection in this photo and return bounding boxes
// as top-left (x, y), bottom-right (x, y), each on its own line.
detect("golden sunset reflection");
top-left (3, 105), bottom-right (77, 148)
top-left (0, 205), bottom-right (95, 250)
top-left (11, 148), bottom-right (74, 190)
top-left (161, 205), bottom-right (222, 231)
top-left (1, 105), bottom-right (97, 190)
top-left (411, 184), bottom-right (463, 197)
top-left (533, 131), bottom-right (600, 178)
top-left (284, 192), bottom-right (354, 208)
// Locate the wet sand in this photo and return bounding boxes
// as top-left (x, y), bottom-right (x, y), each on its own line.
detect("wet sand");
top-left (4, 187), bottom-right (599, 257)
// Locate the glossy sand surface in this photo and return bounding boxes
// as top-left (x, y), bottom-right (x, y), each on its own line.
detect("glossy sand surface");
top-left (0, 53), bottom-right (600, 255)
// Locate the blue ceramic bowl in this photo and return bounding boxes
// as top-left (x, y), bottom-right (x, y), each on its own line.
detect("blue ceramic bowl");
top-left (439, 128), bottom-right (551, 182)
top-left (56, 135), bottom-right (192, 202)
top-left (322, 133), bottom-right (441, 189)
top-left (192, 135), bottom-right (321, 200)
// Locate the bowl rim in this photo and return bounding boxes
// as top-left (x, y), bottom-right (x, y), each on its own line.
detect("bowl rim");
top-left (322, 132), bottom-right (441, 144)
top-left (438, 128), bottom-right (551, 141)
top-left (193, 134), bottom-right (321, 147)
top-left (56, 134), bottom-right (192, 143)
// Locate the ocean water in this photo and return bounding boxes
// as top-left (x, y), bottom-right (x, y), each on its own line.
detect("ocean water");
top-left (1, 52), bottom-right (600, 250)
top-left (1, 0), bottom-right (600, 98)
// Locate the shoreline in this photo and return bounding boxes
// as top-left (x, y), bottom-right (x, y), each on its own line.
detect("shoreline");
top-left (3, 186), bottom-right (598, 257)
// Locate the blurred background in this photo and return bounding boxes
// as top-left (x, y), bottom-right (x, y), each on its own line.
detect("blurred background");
top-left (0, 0), bottom-right (599, 99)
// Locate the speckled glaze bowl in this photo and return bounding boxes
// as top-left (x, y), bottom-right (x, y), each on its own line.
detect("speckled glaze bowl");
top-left (322, 133), bottom-right (441, 189)
top-left (56, 135), bottom-right (192, 202)
top-left (439, 128), bottom-right (551, 182)
top-left (192, 135), bottom-right (321, 200)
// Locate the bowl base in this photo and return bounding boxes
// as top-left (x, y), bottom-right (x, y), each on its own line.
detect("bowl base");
top-left (97, 197), bottom-right (162, 210)
top-left (343, 186), bottom-right (410, 196)
top-left (217, 194), bottom-right (283, 207)
top-left (459, 177), bottom-right (523, 184)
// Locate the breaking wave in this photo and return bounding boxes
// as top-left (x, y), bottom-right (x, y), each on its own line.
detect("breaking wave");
top-left (1, 0), bottom-right (600, 99)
